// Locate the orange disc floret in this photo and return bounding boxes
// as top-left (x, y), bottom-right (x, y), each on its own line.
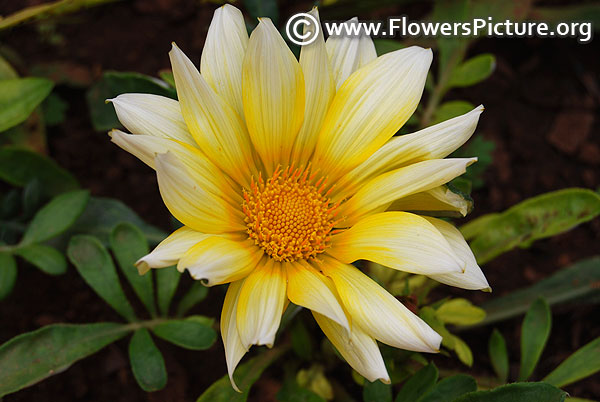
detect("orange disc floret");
top-left (242, 165), bottom-right (339, 262)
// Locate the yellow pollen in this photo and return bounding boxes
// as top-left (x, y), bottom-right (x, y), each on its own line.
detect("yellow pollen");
top-left (242, 165), bottom-right (340, 262)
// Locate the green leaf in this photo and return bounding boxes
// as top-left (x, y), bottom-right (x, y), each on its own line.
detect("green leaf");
top-left (152, 318), bottom-right (216, 350)
top-left (14, 244), bottom-right (66, 275)
top-left (176, 281), bottom-right (209, 317)
top-left (0, 77), bottom-right (53, 132)
top-left (128, 328), bottom-right (167, 392)
top-left (41, 92), bottom-right (68, 126)
top-left (158, 69), bottom-right (175, 88)
top-left (110, 223), bottom-right (156, 316)
top-left (65, 197), bottom-right (167, 246)
top-left (86, 71), bottom-right (176, 131)
top-left (0, 147), bottom-right (78, 197)
top-left (197, 346), bottom-right (286, 401)
top-left (447, 54), bottom-right (496, 89)
top-left (0, 322), bottom-right (130, 397)
top-left (22, 178), bottom-right (42, 218)
top-left (452, 135), bottom-right (495, 190)
top-left (462, 188), bottom-right (600, 264)
top-left (395, 364), bottom-right (438, 402)
top-left (243, 0), bottom-right (278, 24)
top-left (452, 335), bottom-right (474, 367)
top-left (277, 378), bottom-right (326, 402)
top-left (420, 374), bottom-right (477, 402)
top-left (0, 252), bottom-right (17, 300)
top-left (435, 298), bottom-right (486, 326)
top-left (478, 257), bottom-right (600, 326)
top-left (453, 382), bottom-right (566, 402)
top-left (156, 267), bottom-right (180, 316)
top-left (373, 39), bottom-right (404, 56)
top-left (21, 190), bottom-right (89, 244)
top-left (432, 101), bottom-right (475, 125)
top-left (364, 380), bottom-right (392, 402)
top-left (0, 55), bottom-right (18, 79)
top-left (543, 336), bottom-right (600, 387)
top-left (519, 298), bottom-right (551, 381)
top-left (67, 235), bottom-right (136, 321)
top-left (488, 329), bottom-right (509, 382)
top-left (291, 319), bottom-right (313, 360)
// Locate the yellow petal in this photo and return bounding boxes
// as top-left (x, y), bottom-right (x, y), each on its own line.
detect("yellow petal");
top-left (155, 152), bottom-right (246, 234)
top-left (177, 237), bottom-right (263, 286)
top-left (329, 212), bottom-right (464, 275)
top-left (291, 8), bottom-right (335, 165)
top-left (285, 260), bottom-right (349, 330)
top-left (135, 226), bottom-right (209, 274)
top-left (170, 43), bottom-right (255, 186)
top-left (242, 18), bottom-right (305, 174)
top-left (335, 105), bottom-right (484, 196)
top-left (313, 46), bottom-right (432, 180)
top-left (236, 258), bottom-right (287, 348)
top-left (337, 158), bottom-right (477, 225)
top-left (312, 312), bottom-right (389, 383)
top-left (424, 217), bottom-right (491, 291)
top-left (221, 279), bottom-right (247, 392)
top-left (388, 185), bottom-right (472, 217)
top-left (319, 256), bottom-right (442, 352)
top-left (109, 93), bottom-right (195, 145)
top-left (325, 17), bottom-right (377, 89)
top-left (200, 4), bottom-right (248, 118)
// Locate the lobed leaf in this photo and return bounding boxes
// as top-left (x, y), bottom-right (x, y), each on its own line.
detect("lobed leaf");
top-left (420, 374), bottom-right (477, 402)
top-left (453, 382), bottom-right (566, 402)
top-left (152, 318), bottom-right (216, 350)
top-left (156, 267), bottom-right (180, 316)
top-left (395, 364), bottom-right (438, 402)
top-left (14, 244), bottom-right (66, 275)
top-left (128, 328), bottom-right (167, 392)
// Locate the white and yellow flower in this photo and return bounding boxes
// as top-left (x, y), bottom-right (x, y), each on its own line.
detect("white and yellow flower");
top-left (109, 4), bottom-right (489, 389)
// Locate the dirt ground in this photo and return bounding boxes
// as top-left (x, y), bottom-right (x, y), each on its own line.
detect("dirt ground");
top-left (1, 0), bottom-right (599, 400)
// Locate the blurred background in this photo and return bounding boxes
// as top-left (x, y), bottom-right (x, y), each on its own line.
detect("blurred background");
top-left (0, 0), bottom-right (599, 401)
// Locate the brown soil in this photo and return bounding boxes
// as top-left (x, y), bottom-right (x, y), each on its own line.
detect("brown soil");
top-left (1, 0), bottom-right (599, 401)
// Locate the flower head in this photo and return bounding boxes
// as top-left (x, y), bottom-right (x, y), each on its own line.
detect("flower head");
top-left (109, 4), bottom-right (489, 389)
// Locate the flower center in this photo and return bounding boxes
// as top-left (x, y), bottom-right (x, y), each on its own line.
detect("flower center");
top-left (242, 165), bottom-right (339, 262)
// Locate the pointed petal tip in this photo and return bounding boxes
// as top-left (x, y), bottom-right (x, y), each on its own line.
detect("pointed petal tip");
top-left (135, 260), bottom-right (151, 275)
top-left (482, 286), bottom-right (492, 293)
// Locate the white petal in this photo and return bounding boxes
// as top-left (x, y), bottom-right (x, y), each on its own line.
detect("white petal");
top-left (221, 279), bottom-right (247, 392)
top-left (236, 258), bottom-right (287, 348)
top-left (177, 237), bottom-right (263, 286)
top-left (329, 212), bottom-right (465, 275)
top-left (285, 260), bottom-right (349, 330)
top-left (319, 256), bottom-right (442, 352)
top-left (424, 217), bottom-right (491, 291)
top-left (200, 4), bottom-right (248, 117)
top-left (337, 158), bottom-right (477, 225)
top-left (388, 185), bottom-right (472, 218)
top-left (135, 226), bottom-right (209, 274)
top-left (313, 312), bottom-right (389, 383)
top-left (109, 93), bottom-right (195, 145)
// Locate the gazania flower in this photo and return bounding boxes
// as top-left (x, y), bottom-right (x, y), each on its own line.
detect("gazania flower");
top-left (108, 4), bottom-right (490, 389)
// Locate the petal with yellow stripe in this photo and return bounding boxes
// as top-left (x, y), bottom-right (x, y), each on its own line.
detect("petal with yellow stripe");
top-left (200, 4), bottom-right (248, 117)
top-left (337, 158), bottom-right (477, 225)
top-left (291, 8), bottom-right (335, 165)
top-left (387, 186), bottom-right (472, 218)
top-left (236, 258), bottom-right (287, 348)
top-left (286, 260), bottom-right (349, 330)
top-left (313, 312), bottom-right (389, 383)
top-left (319, 256), bottom-right (442, 352)
top-left (135, 226), bottom-right (209, 274)
top-left (313, 46), bottom-right (432, 180)
top-left (109, 93), bottom-right (195, 145)
top-left (178, 237), bottom-right (263, 286)
top-left (242, 18), bottom-right (305, 174)
top-left (221, 279), bottom-right (247, 392)
top-left (170, 43), bottom-right (255, 186)
top-left (155, 152), bottom-right (246, 234)
top-left (424, 217), bottom-right (491, 291)
top-left (329, 212), bottom-right (464, 275)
